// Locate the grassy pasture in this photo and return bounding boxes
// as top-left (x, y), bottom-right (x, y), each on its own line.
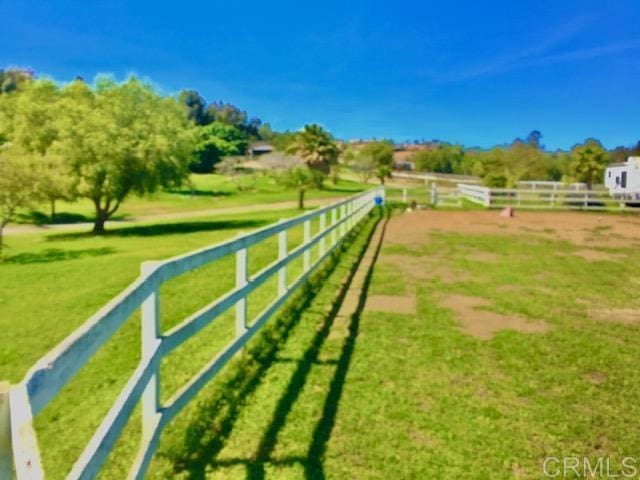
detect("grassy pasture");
top-left (4, 203), bottom-right (640, 479)
top-left (144, 209), bottom-right (640, 479)
top-left (1, 203), bottom-right (379, 478)
top-left (14, 174), bottom-right (369, 225)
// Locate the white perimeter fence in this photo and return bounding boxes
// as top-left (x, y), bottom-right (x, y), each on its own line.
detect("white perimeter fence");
top-left (390, 173), bottom-right (633, 211)
top-left (0, 187), bottom-right (384, 480)
top-left (455, 184), bottom-right (628, 210)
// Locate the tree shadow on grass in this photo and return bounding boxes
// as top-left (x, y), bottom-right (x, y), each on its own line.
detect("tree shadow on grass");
top-left (16, 211), bottom-right (128, 225)
top-left (46, 219), bottom-right (269, 241)
top-left (164, 209), bottom-right (388, 480)
top-left (1, 247), bottom-right (116, 265)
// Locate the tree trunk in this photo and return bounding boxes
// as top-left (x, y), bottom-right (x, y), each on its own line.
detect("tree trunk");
top-left (298, 188), bottom-right (305, 210)
top-left (92, 197), bottom-right (120, 234)
top-left (50, 199), bottom-right (56, 222)
top-left (93, 212), bottom-right (107, 234)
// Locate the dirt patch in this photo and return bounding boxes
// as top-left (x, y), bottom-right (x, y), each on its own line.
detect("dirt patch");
top-left (588, 308), bottom-right (640, 325)
top-left (384, 210), bottom-right (640, 249)
top-left (439, 294), bottom-right (549, 340)
top-left (380, 254), bottom-right (471, 284)
top-left (584, 371), bottom-right (606, 386)
top-left (366, 294), bottom-right (417, 315)
top-left (571, 249), bottom-right (623, 262)
top-left (468, 251), bottom-right (500, 262)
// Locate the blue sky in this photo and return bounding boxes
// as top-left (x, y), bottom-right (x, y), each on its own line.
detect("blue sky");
top-left (1, 0), bottom-right (638, 149)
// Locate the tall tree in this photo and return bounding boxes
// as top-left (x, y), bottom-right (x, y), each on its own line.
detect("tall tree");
top-left (0, 68), bottom-right (33, 94)
top-left (525, 130), bottom-right (544, 149)
top-left (0, 79), bottom-right (75, 220)
top-left (413, 143), bottom-right (465, 174)
top-left (357, 141), bottom-right (395, 184)
top-left (52, 77), bottom-right (196, 233)
top-left (178, 90), bottom-right (208, 125)
top-left (610, 141), bottom-right (640, 163)
top-left (287, 124), bottom-right (339, 187)
top-left (263, 153), bottom-right (317, 209)
top-left (0, 153), bottom-right (41, 255)
top-left (569, 139), bottom-right (610, 188)
top-left (193, 122), bottom-right (248, 173)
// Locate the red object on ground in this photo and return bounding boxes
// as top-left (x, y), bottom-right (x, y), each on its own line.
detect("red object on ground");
top-left (499, 207), bottom-right (514, 218)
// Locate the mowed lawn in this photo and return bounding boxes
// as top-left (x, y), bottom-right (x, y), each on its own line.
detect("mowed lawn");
top-left (159, 209), bottom-right (640, 479)
top-left (13, 174), bottom-right (369, 224)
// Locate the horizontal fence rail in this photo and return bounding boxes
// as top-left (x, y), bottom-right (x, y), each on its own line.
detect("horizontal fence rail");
top-left (392, 181), bottom-right (636, 212)
top-left (457, 183), bottom-right (628, 211)
top-left (1, 187), bottom-right (384, 479)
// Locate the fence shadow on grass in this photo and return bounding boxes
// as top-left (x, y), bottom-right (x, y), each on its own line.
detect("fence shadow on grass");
top-left (159, 209), bottom-right (386, 480)
top-left (47, 219), bottom-right (270, 241)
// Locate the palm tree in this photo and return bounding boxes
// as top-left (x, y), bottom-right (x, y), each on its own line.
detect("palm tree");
top-left (287, 124), bottom-right (339, 186)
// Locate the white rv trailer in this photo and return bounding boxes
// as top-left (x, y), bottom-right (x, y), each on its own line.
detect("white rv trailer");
top-left (604, 156), bottom-right (640, 203)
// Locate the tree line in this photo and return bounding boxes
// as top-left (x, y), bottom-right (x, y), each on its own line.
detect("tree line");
top-left (409, 131), bottom-right (639, 188)
top-left (0, 70), bottom-right (345, 252)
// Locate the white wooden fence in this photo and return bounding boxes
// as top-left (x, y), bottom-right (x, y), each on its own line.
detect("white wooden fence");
top-left (0, 187), bottom-right (384, 480)
top-left (456, 184), bottom-right (626, 210)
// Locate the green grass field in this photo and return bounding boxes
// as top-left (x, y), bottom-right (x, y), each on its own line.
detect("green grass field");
top-left (144, 209), bottom-right (640, 479)
top-left (14, 174), bottom-right (369, 224)
top-left (3, 200), bottom-right (640, 479)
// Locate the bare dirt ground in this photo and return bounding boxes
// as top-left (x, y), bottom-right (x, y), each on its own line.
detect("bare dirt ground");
top-left (368, 209), bottom-right (640, 338)
top-left (383, 209), bottom-right (640, 249)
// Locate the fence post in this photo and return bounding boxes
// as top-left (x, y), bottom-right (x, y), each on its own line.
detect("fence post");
top-left (431, 183), bottom-right (438, 206)
top-left (235, 236), bottom-right (248, 336)
top-left (402, 188), bottom-right (407, 203)
top-left (340, 205), bottom-right (346, 239)
top-left (140, 262), bottom-right (160, 442)
top-left (278, 221), bottom-right (287, 296)
top-left (484, 187), bottom-right (491, 207)
top-left (0, 382), bottom-right (11, 479)
top-left (330, 208), bottom-right (337, 246)
top-left (303, 219), bottom-right (311, 272)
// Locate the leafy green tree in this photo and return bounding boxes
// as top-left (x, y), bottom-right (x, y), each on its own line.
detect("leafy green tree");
top-left (287, 124), bottom-right (339, 187)
top-left (178, 90), bottom-right (208, 125)
top-left (569, 139), bottom-right (610, 188)
top-left (193, 122), bottom-right (249, 173)
top-left (52, 77), bottom-right (196, 233)
top-left (473, 141), bottom-right (550, 187)
top-left (0, 79), bottom-right (76, 220)
top-left (0, 68), bottom-right (33, 94)
top-left (206, 101), bottom-right (247, 126)
top-left (413, 143), bottom-right (466, 174)
top-left (215, 156), bottom-right (255, 191)
top-left (348, 151), bottom-right (376, 183)
top-left (0, 153), bottom-right (41, 254)
top-left (525, 130), bottom-right (544, 149)
top-left (262, 152), bottom-right (318, 209)
top-left (37, 154), bottom-right (76, 220)
top-left (270, 131), bottom-right (297, 151)
top-left (610, 141), bottom-right (640, 164)
top-left (281, 166), bottom-right (318, 209)
top-left (358, 141), bottom-right (394, 184)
